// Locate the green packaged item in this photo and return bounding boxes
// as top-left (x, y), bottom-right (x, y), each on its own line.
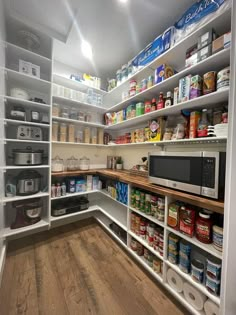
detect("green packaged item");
top-left (136, 102), bottom-right (145, 116)
top-left (135, 190), bottom-right (141, 210)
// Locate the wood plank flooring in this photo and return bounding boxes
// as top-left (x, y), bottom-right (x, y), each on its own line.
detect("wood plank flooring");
top-left (0, 219), bottom-right (188, 315)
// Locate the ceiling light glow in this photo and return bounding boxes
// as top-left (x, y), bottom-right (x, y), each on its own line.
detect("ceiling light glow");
top-left (119, 0), bottom-right (128, 3)
top-left (81, 40), bottom-right (93, 59)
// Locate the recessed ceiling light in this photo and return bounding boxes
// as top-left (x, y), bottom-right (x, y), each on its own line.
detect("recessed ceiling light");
top-left (81, 40), bottom-right (93, 59)
top-left (119, 0), bottom-right (128, 3)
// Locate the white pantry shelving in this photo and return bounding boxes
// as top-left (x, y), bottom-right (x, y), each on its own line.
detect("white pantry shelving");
top-left (52, 141), bottom-right (106, 147)
top-left (51, 190), bottom-right (99, 201)
top-left (2, 192), bottom-right (49, 203)
top-left (4, 119), bottom-right (50, 128)
top-left (50, 205), bottom-right (99, 222)
top-left (2, 219), bottom-right (49, 238)
top-left (52, 116), bottom-right (105, 129)
top-left (129, 207), bottom-right (165, 228)
top-left (2, 96), bottom-right (51, 109)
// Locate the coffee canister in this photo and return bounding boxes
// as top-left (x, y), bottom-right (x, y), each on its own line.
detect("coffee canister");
top-left (203, 71), bottom-right (216, 95)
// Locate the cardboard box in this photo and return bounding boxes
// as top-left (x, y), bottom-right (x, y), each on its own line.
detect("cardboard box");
top-left (190, 75), bottom-right (202, 100)
top-left (189, 111), bottom-right (201, 139)
top-left (185, 53), bottom-right (198, 68)
top-left (179, 75), bottom-right (191, 103)
top-left (197, 44), bottom-right (212, 62)
top-left (197, 29), bottom-right (216, 49)
top-left (212, 32), bottom-right (231, 54)
top-left (19, 60), bottom-right (31, 75)
top-left (173, 87), bottom-right (179, 105)
top-left (155, 64), bottom-right (175, 84)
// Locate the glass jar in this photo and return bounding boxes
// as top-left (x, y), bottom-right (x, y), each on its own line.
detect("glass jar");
top-left (196, 212), bottom-right (213, 244)
top-left (66, 156), bottom-right (79, 171)
top-left (98, 128), bottom-right (104, 144)
top-left (52, 121), bottom-right (59, 141)
top-left (85, 112), bottom-right (92, 122)
top-left (70, 108), bottom-right (77, 120)
top-left (78, 111), bottom-right (85, 121)
top-left (79, 156), bottom-right (90, 170)
top-left (163, 128), bottom-right (173, 141)
top-left (76, 130), bottom-right (83, 143)
top-left (52, 103), bottom-right (60, 117)
top-left (91, 128), bottom-right (97, 144)
top-left (61, 107), bottom-right (69, 119)
top-left (175, 123), bottom-right (185, 140)
top-left (51, 155), bottom-right (64, 172)
top-left (59, 123), bottom-right (67, 142)
top-left (84, 127), bottom-right (90, 143)
top-left (68, 124), bottom-right (75, 143)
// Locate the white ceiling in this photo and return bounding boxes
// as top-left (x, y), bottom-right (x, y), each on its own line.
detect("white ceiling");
top-left (4, 0), bottom-right (196, 79)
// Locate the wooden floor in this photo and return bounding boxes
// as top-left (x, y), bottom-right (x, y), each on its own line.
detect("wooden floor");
top-left (0, 219), bottom-right (188, 315)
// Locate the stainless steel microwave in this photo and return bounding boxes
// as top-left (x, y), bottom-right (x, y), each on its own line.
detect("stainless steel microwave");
top-left (148, 151), bottom-right (226, 199)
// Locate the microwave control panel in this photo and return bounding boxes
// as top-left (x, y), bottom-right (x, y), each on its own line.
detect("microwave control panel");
top-left (202, 157), bottom-right (216, 188)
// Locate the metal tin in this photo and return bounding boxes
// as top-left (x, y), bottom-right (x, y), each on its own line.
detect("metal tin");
top-left (203, 71), bottom-right (216, 95)
top-left (217, 66), bottom-right (230, 91)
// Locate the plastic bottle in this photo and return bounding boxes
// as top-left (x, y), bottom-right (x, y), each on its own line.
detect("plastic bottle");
top-left (56, 183), bottom-right (62, 197)
top-left (157, 92), bottom-right (164, 110)
top-left (61, 182), bottom-right (67, 196)
top-left (198, 109), bottom-right (210, 137)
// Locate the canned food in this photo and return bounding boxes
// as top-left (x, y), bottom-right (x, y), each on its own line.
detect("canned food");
top-left (191, 259), bottom-right (204, 283)
top-left (144, 248), bottom-right (149, 261)
top-left (147, 252), bottom-right (154, 267)
top-left (153, 258), bottom-right (161, 273)
top-left (129, 88), bottom-right (136, 98)
top-left (139, 219), bottom-right (147, 239)
top-left (130, 238), bottom-right (138, 251)
top-left (130, 79), bottom-right (137, 89)
top-left (137, 243), bottom-right (144, 256)
top-left (203, 71), bottom-right (216, 95)
top-left (217, 66), bottom-right (230, 91)
top-left (141, 79), bottom-right (148, 91)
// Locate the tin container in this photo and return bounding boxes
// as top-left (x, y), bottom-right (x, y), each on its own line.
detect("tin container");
top-left (141, 79), bottom-right (148, 91)
top-left (217, 67), bottom-right (230, 91)
top-left (203, 71), bottom-right (216, 95)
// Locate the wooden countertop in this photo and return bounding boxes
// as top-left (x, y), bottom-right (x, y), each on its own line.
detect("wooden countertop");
top-left (52, 169), bottom-right (224, 214)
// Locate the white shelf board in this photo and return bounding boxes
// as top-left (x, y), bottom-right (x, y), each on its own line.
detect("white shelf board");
top-left (50, 206), bottom-right (98, 222)
top-left (106, 7), bottom-right (231, 102)
top-left (2, 165), bottom-right (50, 170)
top-left (127, 247), bottom-right (163, 283)
top-left (128, 230), bottom-right (164, 261)
top-left (2, 96), bottom-right (51, 109)
top-left (108, 137), bottom-right (227, 147)
top-left (2, 67), bottom-right (51, 94)
top-left (165, 260), bottom-right (220, 306)
top-left (100, 190), bottom-right (128, 208)
top-left (3, 40), bottom-right (51, 63)
top-left (52, 116), bottom-right (105, 128)
top-left (95, 215), bottom-right (127, 249)
top-left (2, 219), bottom-right (49, 238)
top-left (2, 192), bottom-right (49, 203)
top-left (164, 283), bottom-right (205, 315)
top-left (4, 119), bottom-right (50, 128)
top-left (129, 207), bottom-right (165, 228)
top-left (53, 74), bottom-right (107, 95)
top-left (51, 190), bottom-right (99, 201)
top-left (105, 89), bottom-right (229, 131)
top-left (5, 139), bottom-right (50, 144)
top-left (107, 48), bottom-right (230, 112)
top-left (52, 141), bottom-right (106, 147)
top-left (166, 227), bottom-right (222, 260)
top-left (52, 95), bottom-right (106, 113)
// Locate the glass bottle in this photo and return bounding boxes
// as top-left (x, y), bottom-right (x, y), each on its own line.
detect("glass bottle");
top-left (198, 109), bottom-right (209, 137)
top-left (157, 92), bottom-right (164, 110)
top-left (151, 98), bottom-right (157, 111)
top-left (165, 91), bottom-right (172, 107)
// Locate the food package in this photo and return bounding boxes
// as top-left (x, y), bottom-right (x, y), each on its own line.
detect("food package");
top-left (190, 75), bottom-right (202, 99)
top-left (168, 203), bottom-right (180, 230)
top-left (189, 111), bottom-right (201, 139)
top-left (197, 29), bottom-right (216, 50)
top-left (155, 64), bottom-right (175, 84)
top-left (179, 75), bottom-right (191, 102)
top-left (149, 117), bottom-right (166, 142)
top-left (179, 206), bottom-right (196, 237)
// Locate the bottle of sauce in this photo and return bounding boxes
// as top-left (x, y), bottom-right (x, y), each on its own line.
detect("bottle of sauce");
top-left (196, 211), bottom-right (213, 244)
top-left (165, 91), bottom-right (172, 107)
top-left (157, 92), bottom-right (164, 110)
top-left (151, 98), bottom-right (157, 111)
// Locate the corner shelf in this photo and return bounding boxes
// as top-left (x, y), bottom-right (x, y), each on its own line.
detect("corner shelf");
top-left (129, 207), bottom-right (165, 228)
top-left (51, 190), bottom-right (99, 201)
top-left (2, 220), bottom-right (49, 238)
top-left (52, 116), bottom-right (105, 128)
top-left (4, 119), bottom-right (50, 128)
top-left (2, 192), bottom-right (49, 203)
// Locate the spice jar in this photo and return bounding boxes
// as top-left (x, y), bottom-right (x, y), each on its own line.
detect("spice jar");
top-left (145, 101), bottom-right (152, 114)
top-left (52, 121), bottom-right (59, 141)
top-left (61, 107), bottom-right (69, 119)
top-left (196, 211), bottom-right (213, 244)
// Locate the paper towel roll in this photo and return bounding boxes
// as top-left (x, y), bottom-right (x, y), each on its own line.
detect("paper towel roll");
top-left (167, 268), bottom-right (184, 293)
top-left (183, 282), bottom-right (207, 311)
top-left (204, 299), bottom-right (220, 315)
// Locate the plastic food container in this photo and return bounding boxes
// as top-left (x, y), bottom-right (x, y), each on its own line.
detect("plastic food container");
top-left (52, 103), bottom-right (60, 117)
top-left (206, 275), bottom-right (220, 296)
top-left (206, 256), bottom-right (221, 280)
top-left (212, 225), bottom-right (223, 251)
top-left (51, 156), bottom-right (64, 172)
top-left (191, 259), bottom-right (204, 283)
top-left (52, 121), bottom-right (59, 142)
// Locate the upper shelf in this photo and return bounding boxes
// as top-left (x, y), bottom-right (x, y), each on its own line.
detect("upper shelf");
top-left (52, 95), bottom-right (106, 113)
top-left (106, 88), bottom-right (229, 131)
top-left (53, 74), bottom-right (107, 95)
top-left (2, 96), bottom-right (51, 110)
top-left (52, 116), bottom-right (105, 128)
top-left (105, 7), bottom-right (231, 104)
top-left (107, 48), bottom-right (230, 113)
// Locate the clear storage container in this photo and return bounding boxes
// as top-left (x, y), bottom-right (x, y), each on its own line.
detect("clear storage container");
top-left (52, 121), bottom-right (59, 141)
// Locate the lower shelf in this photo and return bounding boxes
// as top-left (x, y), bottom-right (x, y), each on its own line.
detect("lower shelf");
top-left (2, 219), bottom-right (49, 237)
top-left (50, 206), bottom-right (99, 222)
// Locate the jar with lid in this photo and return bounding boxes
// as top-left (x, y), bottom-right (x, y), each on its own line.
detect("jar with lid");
top-left (198, 109), bottom-right (209, 137)
top-left (79, 156), bottom-right (90, 170)
top-left (52, 121), bottom-right (59, 141)
top-left (61, 107), bottom-right (69, 119)
top-left (52, 103), bottom-right (60, 117)
top-left (84, 127), bottom-right (90, 143)
top-left (98, 128), bottom-right (104, 144)
top-left (196, 211), bottom-right (213, 244)
top-left (91, 128), bottom-right (97, 144)
top-left (68, 124), bottom-right (75, 143)
top-left (145, 101), bottom-right (152, 114)
top-left (70, 108), bottom-right (77, 120)
top-left (78, 111), bottom-right (85, 121)
top-left (66, 156), bottom-right (79, 171)
top-left (157, 92), bottom-right (164, 110)
top-left (76, 130), bottom-right (83, 143)
top-left (51, 155), bottom-right (64, 172)
top-left (59, 123), bottom-right (67, 142)
top-left (147, 76), bottom-right (154, 89)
